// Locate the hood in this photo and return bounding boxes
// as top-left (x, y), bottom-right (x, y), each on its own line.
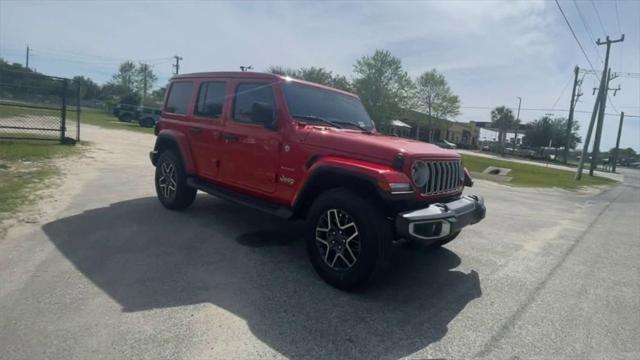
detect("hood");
top-left (302, 127), bottom-right (460, 163)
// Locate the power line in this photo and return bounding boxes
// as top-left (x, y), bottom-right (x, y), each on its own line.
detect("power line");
top-left (551, 73), bottom-right (575, 109)
top-left (572, 0), bottom-right (604, 64)
top-left (614, 0), bottom-right (622, 35)
top-left (590, 0), bottom-right (607, 35)
top-left (460, 105), bottom-right (630, 117)
top-left (555, 0), bottom-right (596, 72)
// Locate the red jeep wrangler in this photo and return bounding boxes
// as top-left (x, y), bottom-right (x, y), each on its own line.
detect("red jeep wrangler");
top-left (150, 72), bottom-right (485, 289)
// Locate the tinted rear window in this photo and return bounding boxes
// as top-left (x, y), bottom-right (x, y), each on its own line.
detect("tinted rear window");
top-left (195, 81), bottom-right (226, 118)
top-left (165, 82), bottom-right (193, 115)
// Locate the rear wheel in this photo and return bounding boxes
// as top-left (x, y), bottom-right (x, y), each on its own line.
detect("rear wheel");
top-left (140, 117), bottom-right (154, 127)
top-left (306, 188), bottom-right (390, 290)
top-left (155, 150), bottom-right (196, 210)
top-left (119, 113), bottom-right (133, 122)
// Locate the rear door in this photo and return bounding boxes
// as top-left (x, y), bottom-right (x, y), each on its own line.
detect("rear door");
top-left (189, 80), bottom-right (227, 180)
top-left (163, 80), bottom-right (195, 153)
top-left (219, 81), bottom-right (280, 193)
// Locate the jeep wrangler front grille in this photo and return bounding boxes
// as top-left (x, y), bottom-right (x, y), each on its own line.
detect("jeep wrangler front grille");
top-left (419, 160), bottom-right (463, 194)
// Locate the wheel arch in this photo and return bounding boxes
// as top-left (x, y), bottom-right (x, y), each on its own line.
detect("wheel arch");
top-left (151, 130), bottom-right (196, 174)
top-left (291, 166), bottom-right (386, 220)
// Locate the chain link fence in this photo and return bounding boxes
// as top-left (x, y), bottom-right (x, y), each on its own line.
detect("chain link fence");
top-left (0, 69), bottom-right (80, 144)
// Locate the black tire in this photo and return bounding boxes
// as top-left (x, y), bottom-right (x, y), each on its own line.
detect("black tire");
top-left (154, 150), bottom-right (197, 210)
top-left (306, 188), bottom-right (391, 290)
top-left (119, 113), bottom-right (133, 122)
top-left (407, 230), bottom-right (461, 250)
top-left (139, 118), bottom-right (154, 128)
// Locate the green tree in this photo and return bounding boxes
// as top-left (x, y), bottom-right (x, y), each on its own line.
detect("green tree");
top-left (105, 61), bottom-right (158, 106)
top-left (524, 116), bottom-right (580, 149)
top-left (413, 69), bottom-right (460, 140)
top-left (111, 61), bottom-right (138, 93)
top-left (300, 67), bottom-right (353, 92)
top-left (150, 86), bottom-right (166, 105)
top-left (330, 74), bottom-right (352, 92)
top-left (299, 67), bottom-right (333, 85)
top-left (490, 106), bottom-right (516, 155)
top-left (135, 64), bottom-right (158, 103)
top-left (352, 49), bottom-right (412, 128)
top-left (268, 65), bottom-right (353, 92)
top-left (72, 76), bottom-right (101, 100)
top-left (267, 65), bottom-right (300, 78)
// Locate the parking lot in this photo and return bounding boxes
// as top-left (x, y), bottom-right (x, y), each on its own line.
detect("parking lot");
top-left (1, 125), bottom-right (639, 359)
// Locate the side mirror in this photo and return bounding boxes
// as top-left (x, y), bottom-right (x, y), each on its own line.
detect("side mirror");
top-left (250, 101), bottom-right (277, 130)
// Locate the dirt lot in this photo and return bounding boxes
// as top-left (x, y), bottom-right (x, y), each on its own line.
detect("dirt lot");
top-left (1, 125), bottom-right (639, 359)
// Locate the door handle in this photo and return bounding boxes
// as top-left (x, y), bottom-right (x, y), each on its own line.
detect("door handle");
top-left (190, 127), bottom-right (202, 134)
top-left (223, 133), bottom-right (239, 142)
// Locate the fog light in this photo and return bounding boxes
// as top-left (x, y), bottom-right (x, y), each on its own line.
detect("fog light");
top-left (389, 183), bottom-right (413, 194)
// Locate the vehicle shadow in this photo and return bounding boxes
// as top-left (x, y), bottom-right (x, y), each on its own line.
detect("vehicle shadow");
top-left (42, 195), bottom-right (481, 359)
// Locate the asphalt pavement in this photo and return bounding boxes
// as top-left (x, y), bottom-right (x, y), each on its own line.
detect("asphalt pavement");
top-left (1, 125), bottom-right (638, 359)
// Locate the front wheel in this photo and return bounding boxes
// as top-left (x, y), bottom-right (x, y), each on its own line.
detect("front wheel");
top-left (306, 188), bottom-right (390, 290)
top-left (154, 150), bottom-right (197, 210)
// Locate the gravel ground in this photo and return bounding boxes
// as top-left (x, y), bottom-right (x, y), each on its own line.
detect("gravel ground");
top-left (1, 124), bottom-right (638, 359)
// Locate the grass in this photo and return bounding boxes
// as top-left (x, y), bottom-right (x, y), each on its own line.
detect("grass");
top-left (79, 108), bottom-right (154, 134)
top-left (0, 139), bottom-right (84, 221)
top-left (0, 104), bottom-right (59, 118)
top-left (462, 154), bottom-right (615, 189)
top-left (0, 104), bottom-right (153, 134)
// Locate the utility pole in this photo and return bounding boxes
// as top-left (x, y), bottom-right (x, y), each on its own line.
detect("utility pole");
top-left (590, 69), bottom-right (621, 175)
top-left (25, 45), bottom-right (30, 70)
top-left (576, 82), bottom-right (603, 180)
top-left (589, 35), bottom-right (624, 175)
top-left (611, 112), bottom-right (624, 173)
top-left (512, 97), bottom-right (522, 153)
top-left (173, 55), bottom-right (182, 75)
top-left (563, 66), bottom-right (581, 164)
top-left (576, 34), bottom-right (624, 180)
top-left (141, 62), bottom-right (148, 104)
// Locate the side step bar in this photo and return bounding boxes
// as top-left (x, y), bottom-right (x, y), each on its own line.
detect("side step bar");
top-left (186, 177), bottom-right (293, 219)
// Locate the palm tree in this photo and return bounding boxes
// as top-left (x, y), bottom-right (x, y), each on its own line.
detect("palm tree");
top-left (490, 106), bottom-right (515, 156)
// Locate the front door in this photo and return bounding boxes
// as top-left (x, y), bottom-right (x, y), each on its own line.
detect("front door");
top-left (219, 81), bottom-right (280, 193)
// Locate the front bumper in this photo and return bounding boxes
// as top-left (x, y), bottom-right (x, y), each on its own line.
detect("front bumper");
top-left (395, 195), bottom-right (485, 243)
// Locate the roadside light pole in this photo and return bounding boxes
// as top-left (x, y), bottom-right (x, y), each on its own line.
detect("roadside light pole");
top-left (513, 97), bottom-right (521, 153)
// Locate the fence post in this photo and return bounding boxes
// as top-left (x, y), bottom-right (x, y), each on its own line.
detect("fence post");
top-left (60, 79), bottom-right (68, 144)
top-left (76, 83), bottom-right (81, 142)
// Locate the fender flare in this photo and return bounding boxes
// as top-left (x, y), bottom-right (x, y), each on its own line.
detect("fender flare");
top-left (153, 130), bottom-right (197, 174)
top-left (291, 155), bottom-right (412, 216)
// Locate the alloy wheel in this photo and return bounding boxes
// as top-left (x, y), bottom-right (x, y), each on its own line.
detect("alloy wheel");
top-left (315, 209), bottom-right (361, 270)
top-left (158, 161), bottom-right (177, 200)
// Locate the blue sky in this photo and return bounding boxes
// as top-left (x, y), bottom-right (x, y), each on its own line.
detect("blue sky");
top-left (1, 0), bottom-right (638, 151)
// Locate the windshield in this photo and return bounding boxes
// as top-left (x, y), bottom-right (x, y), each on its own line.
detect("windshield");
top-left (283, 82), bottom-right (375, 131)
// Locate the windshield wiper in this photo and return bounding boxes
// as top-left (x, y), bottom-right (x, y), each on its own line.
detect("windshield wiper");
top-left (291, 114), bottom-right (342, 129)
top-left (330, 120), bottom-right (373, 133)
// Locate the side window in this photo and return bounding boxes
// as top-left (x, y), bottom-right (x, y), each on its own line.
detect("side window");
top-left (233, 83), bottom-right (275, 124)
top-left (164, 82), bottom-right (193, 115)
top-left (195, 81), bottom-right (226, 118)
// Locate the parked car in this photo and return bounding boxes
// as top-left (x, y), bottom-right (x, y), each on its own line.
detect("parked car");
top-left (138, 107), bottom-right (162, 128)
top-left (113, 104), bottom-right (139, 122)
top-left (435, 139), bottom-right (457, 149)
top-left (149, 72), bottom-right (486, 289)
top-left (514, 145), bottom-right (536, 158)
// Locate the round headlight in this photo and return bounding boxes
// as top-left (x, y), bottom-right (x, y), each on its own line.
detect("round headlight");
top-left (411, 160), bottom-right (430, 188)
